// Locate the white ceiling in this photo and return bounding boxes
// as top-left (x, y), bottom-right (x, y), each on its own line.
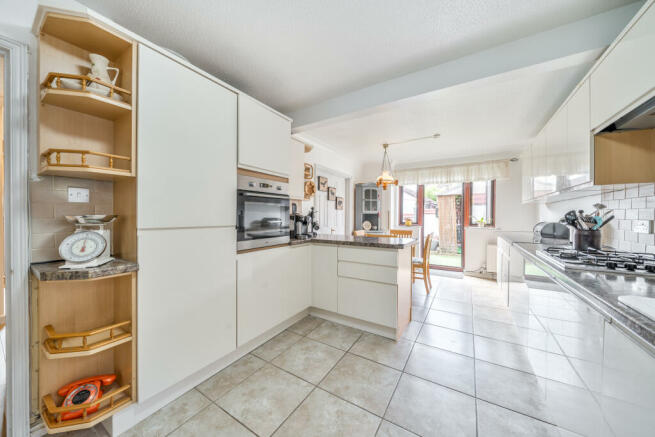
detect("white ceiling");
top-left (78, 0), bottom-right (634, 114)
top-left (295, 58), bottom-right (594, 170)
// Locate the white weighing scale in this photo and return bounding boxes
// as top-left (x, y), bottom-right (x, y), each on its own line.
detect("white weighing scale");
top-left (59, 215), bottom-right (117, 269)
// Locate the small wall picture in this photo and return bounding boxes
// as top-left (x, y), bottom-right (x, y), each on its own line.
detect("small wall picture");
top-left (336, 197), bottom-right (344, 210)
top-left (304, 163), bottom-right (314, 180)
top-left (328, 186), bottom-right (336, 200)
top-left (318, 176), bottom-right (328, 191)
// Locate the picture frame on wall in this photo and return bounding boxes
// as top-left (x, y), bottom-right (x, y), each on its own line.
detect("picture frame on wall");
top-left (318, 176), bottom-right (328, 191)
top-left (336, 197), bottom-right (344, 210)
top-left (304, 163), bottom-right (314, 180)
top-left (328, 187), bottom-right (336, 200)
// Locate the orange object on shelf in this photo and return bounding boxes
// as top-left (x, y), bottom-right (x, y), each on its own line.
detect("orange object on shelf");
top-left (58, 374), bottom-right (116, 421)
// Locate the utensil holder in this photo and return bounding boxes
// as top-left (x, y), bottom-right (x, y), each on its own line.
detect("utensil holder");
top-left (572, 229), bottom-right (601, 251)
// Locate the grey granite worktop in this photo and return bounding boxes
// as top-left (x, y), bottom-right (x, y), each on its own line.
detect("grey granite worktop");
top-left (501, 236), bottom-right (655, 353)
top-left (31, 258), bottom-right (139, 281)
top-left (289, 234), bottom-right (417, 249)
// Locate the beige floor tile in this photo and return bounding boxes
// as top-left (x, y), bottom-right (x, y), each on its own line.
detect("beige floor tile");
top-left (350, 333), bottom-right (413, 370)
top-left (320, 353), bottom-right (401, 415)
top-left (217, 364), bottom-right (313, 437)
top-left (411, 305), bottom-right (429, 321)
top-left (168, 404), bottom-right (255, 437)
top-left (476, 399), bottom-right (578, 437)
top-left (416, 323), bottom-right (474, 357)
top-left (196, 354), bottom-right (266, 400)
top-left (61, 424), bottom-right (109, 437)
top-left (385, 374), bottom-right (476, 437)
top-left (272, 337), bottom-right (344, 384)
top-left (424, 309), bottom-right (473, 333)
top-left (252, 330), bottom-right (303, 361)
top-left (400, 321), bottom-right (422, 342)
top-left (121, 389), bottom-right (210, 437)
top-left (287, 315), bottom-right (323, 335)
top-left (376, 420), bottom-right (418, 436)
top-left (307, 320), bottom-right (362, 350)
top-left (273, 389), bottom-right (381, 437)
top-left (404, 342), bottom-right (475, 396)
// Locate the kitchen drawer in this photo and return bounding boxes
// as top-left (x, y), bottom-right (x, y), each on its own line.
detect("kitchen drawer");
top-left (337, 246), bottom-right (397, 267)
top-left (337, 277), bottom-right (397, 328)
top-left (338, 261), bottom-right (397, 285)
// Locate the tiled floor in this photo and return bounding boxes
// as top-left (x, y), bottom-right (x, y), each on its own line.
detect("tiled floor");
top-left (72, 273), bottom-right (617, 437)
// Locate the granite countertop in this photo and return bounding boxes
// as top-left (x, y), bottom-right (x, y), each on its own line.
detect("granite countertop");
top-left (31, 258), bottom-right (139, 281)
top-left (500, 235), bottom-right (655, 353)
top-left (289, 234), bottom-right (417, 249)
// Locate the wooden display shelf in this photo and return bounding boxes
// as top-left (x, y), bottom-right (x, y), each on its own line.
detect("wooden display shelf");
top-left (42, 321), bottom-right (132, 359)
top-left (40, 148), bottom-right (132, 179)
top-left (41, 87), bottom-right (131, 120)
top-left (41, 384), bottom-right (132, 434)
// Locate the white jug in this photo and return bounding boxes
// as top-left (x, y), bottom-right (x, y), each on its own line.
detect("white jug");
top-left (88, 53), bottom-right (119, 86)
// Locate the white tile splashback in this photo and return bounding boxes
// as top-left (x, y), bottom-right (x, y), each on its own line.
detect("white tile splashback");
top-left (601, 184), bottom-right (655, 253)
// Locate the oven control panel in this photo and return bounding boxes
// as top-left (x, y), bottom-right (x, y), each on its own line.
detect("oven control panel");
top-left (238, 173), bottom-right (289, 195)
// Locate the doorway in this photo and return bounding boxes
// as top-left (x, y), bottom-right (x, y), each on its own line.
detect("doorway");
top-left (423, 183), bottom-right (464, 270)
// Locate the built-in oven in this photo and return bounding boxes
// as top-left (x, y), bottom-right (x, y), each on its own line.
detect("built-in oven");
top-left (237, 173), bottom-right (290, 251)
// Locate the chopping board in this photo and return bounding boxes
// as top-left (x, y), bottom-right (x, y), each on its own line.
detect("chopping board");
top-left (618, 295), bottom-right (655, 321)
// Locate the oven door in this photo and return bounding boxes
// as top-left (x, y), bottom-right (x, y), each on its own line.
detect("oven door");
top-left (237, 190), bottom-right (290, 250)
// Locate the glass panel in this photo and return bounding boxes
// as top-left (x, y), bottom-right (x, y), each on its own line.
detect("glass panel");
top-left (471, 181), bottom-right (493, 226)
top-left (424, 183), bottom-right (463, 268)
top-left (401, 185), bottom-right (418, 223)
top-left (237, 192), bottom-right (290, 243)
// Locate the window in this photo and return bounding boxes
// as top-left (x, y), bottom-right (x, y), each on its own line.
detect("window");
top-left (469, 180), bottom-right (495, 226)
top-left (398, 185), bottom-right (423, 225)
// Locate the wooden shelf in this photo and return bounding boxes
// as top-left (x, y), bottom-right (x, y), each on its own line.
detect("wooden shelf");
top-left (42, 321), bottom-right (132, 359)
top-left (38, 165), bottom-right (134, 180)
top-left (41, 384), bottom-right (132, 434)
top-left (41, 88), bottom-right (131, 120)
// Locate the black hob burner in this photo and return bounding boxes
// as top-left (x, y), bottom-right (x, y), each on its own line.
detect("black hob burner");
top-left (538, 246), bottom-right (655, 276)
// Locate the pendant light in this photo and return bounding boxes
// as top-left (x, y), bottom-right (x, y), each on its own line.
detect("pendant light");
top-left (376, 133), bottom-right (440, 190)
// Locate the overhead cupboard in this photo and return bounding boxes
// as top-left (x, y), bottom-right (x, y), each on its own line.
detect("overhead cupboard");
top-left (522, 0), bottom-right (655, 202)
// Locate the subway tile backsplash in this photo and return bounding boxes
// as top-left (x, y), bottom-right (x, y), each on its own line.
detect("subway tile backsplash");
top-left (30, 176), bottom-right (114, 263)
top-left (602, 183), bottom-right (655, 253)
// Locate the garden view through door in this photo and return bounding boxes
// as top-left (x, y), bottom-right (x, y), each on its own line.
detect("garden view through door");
top-left (423, 184), bottom-right (463, 269)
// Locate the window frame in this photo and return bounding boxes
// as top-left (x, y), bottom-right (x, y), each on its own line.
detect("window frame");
top-left (467, 180), bottom-right (496, 227)
top-left (398, 185), bottom-right (424, 226)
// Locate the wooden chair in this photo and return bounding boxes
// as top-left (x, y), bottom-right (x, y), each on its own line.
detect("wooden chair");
top-left (390, 229), bottom-right (413, 238)
top-left (365, 233), bottom-right (393, 237)
top-left (352, 230), bottom-right (366, 236)
top-left (412, 233), bottom-right (433, 292)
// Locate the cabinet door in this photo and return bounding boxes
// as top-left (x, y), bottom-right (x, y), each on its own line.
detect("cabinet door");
top-left (566, 79), bottom-right (591, 188)
top-left (288, 139), bottom-right (305, 200)
top-left (590, 3), bottom-right (655, 128)
top-left (138, 227), bottom-right (236, 401)
top-left (337, 277), bottom-right (397, 327)
top-left (312, 245), bottom-right (337, 312)
top-left (238, 94), bottom-right (291, 176)
top-left (287, 245), bottom-right (312, 317)
top-left (137, 45), bottom-right (237, 229)
top-left (546, 107), bottom-right (568, 192)
top-left (521, 144), bottom-right (533, 203)
top-left (237, 247), bottom-right (288, 346)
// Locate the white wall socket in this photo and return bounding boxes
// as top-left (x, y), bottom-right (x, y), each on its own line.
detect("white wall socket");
top-left (68, 187), bottom-right (90, 203)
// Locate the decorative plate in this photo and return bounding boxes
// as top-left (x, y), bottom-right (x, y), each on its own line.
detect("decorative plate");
top-left (304, 180), bottom-right (316, 199)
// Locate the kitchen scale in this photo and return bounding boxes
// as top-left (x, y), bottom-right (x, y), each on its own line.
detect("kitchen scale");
top-left (59, 215), bottom-right (117, 269)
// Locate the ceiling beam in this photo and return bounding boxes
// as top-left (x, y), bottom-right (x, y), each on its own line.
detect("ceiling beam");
top-left (290, 1), bottom-right (643, 131)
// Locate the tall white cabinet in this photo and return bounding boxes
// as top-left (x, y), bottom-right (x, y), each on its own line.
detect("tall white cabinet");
top-left (137, 45), bottom-right (238, 401)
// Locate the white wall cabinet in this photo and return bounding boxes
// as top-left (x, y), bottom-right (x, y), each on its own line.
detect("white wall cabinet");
top-left (137, 44), bottom-right (237, 229)
top-left (289, 139), bottom-right (306, 200)
top-left (520, 144), bottom-right (533, 202)
top-left (238, 94), bottom-right (291, 177)
top-left (546, 106), bottom-right (568, 192)
top-left (590, 2), bottom-right (655, 129)
top-left (312, 245), bottom-right (338, 312)
top-left (137, 228), bottom-right (236, 401)
top-left (566, 79), bottom-right (592, 188)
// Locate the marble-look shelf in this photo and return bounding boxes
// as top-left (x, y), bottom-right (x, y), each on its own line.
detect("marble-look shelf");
top-left (289, 235), bottom-right (417, 249)
top-left (31, 258), bottom-right (138, 281)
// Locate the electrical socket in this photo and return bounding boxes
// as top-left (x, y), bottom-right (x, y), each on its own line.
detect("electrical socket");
top-left (68, 187), bottom-right (90, 203)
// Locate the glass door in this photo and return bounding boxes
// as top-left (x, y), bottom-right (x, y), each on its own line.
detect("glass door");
top-left (423, 183), bottom-right (464, 270)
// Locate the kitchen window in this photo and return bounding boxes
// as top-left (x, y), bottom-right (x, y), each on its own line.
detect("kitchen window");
top-left (468, 180), bottom-right (495, 226)
top-left (398, 185), bottom-right (423, 225)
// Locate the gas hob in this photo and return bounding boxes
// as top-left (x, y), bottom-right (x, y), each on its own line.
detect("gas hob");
top-left (536, 246), bottom-right (655, 277)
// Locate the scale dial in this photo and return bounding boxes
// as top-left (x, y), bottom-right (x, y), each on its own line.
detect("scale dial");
top-left (59, 231), bottom-right (107, 263)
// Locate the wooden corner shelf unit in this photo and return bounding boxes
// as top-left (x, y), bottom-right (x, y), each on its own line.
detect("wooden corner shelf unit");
top-left (38, 12), bottom-right (137, 180)
top-left (42, 320), bottom-right (132, 359)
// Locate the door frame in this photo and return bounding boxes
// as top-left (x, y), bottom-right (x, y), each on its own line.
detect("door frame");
top-left (1, 34), bottom-right (31, 436)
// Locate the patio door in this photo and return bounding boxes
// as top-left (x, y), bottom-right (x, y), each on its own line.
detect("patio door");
top-left (423, 184), bottom-right (464, 271)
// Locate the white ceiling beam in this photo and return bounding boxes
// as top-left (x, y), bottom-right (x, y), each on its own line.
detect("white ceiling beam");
top-left (290, 1), bottom-right (643, 131)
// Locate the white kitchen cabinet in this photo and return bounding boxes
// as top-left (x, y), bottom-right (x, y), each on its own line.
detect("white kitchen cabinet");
top-left (590, 2), bottom-right (655, 129)
top-left (238, 94), bottom-right (291, 176)
top-left (287, 245), bottom-right (312, 316)
top-left (137, 44), bottom-right (237, 229)
top-left (337, 277), bottom-right (397, 328)
top-left (521, 144), bottom-right (533, 203)
top-left (312, 245), bottom-right (338, 312)
top-left (288, 139), bottom-right (306, 200)
top-left (566, 79), bottom-right (592, 188)
top-left (532, 131), bottom-right (555, 198)
top-left (137, 227), bottom-right (236, 401)
top-left (546, 106), bottom-right (568, 192)
top-left (237, 246), bottom-right (288, 347)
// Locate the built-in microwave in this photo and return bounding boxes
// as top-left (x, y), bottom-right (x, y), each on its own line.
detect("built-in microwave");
top-left (237, 173), bottom-right (290, 251)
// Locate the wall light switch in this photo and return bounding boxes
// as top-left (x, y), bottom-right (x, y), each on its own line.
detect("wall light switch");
top-left (68, 187), bottom-right (90, 203)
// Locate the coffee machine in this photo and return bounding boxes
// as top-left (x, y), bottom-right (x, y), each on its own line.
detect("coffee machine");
top-left (291, 207), bottom-right (320, 239)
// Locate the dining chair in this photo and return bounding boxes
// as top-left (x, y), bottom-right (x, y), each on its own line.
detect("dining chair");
top-left (390, 229), bottom-right (413, 238)
top-left (352, 230), bottom-right (366, 236)
top-left (412, 233), bottom-right (433, 292)
top-left (365, 234), bottom-right (393, 237)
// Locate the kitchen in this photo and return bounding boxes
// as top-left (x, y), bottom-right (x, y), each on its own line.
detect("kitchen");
top-left (1, 0), bottom-right (655, 436)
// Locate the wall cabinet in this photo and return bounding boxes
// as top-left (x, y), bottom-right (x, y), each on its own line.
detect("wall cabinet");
top-left (238, 94), bottom-right (291, 177)
top-left (137, 45), bottom-right (237, 229)
top-left (312, 245), bottom-right (338, 312)
top-left (289, 139), bottom-right (306, 200)
top-left (138, 227), bottom-right (236, 401)
top-left (566, 79), bottom-right (592, 188)
top-left (590, 1), bottom-right (655, 129)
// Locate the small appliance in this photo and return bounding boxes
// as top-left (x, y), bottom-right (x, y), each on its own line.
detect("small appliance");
top-left (291, 208), bottom-right (319, 239)
top-left (59, 215), bottom-right (117, 269)
top-left (533, 222), bottom-right (570, 244)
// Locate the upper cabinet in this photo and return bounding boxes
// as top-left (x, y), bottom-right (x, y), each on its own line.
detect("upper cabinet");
top-left (289, 139), bottom-right (306, 200)
top-left (238, 94), bottom-right (291, 177)
top-left (137, 45), bottom-right (237, 229)
top-left (590, 2), bottom-right (655, 129)
top-left (566, 79), bottom-right (592, 188)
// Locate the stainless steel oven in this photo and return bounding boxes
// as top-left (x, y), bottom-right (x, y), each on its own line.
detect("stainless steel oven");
top-left (237, 173), bottom-right (290, 250)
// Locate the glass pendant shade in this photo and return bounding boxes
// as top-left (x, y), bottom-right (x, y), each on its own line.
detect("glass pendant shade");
top-left (376, 144), bottom-right (398, 190)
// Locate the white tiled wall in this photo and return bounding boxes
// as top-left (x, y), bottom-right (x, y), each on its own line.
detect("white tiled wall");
top-left (601, 183), bottom-right (655, 252)
top-left (30, 176), bottom-right (114, 263)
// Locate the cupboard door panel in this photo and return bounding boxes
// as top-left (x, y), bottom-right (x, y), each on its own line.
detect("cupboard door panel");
top-left (337, 277), bottom-right (397, 328)
top-left (566, 80), bottom-right (591, 188)
top-left (287, 245), bottom-right (312, 317)
top-left (590, 3), bottom-right (655, 128)
top-left (137, 227), bottom-right (236, 400)
top-left (546, 107), bottom-right (568, 192)
top-left (288, 139), bottom-right (306, 200)
top-left (312, 245), bottom-right (337, 312)
top-left (238, 94), bottom-right (291, 176)
top-left (138, 45), bottom-right (237, 229)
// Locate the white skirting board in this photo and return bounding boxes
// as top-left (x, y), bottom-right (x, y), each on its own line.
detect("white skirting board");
top-left (309, 307), bottom-right (397, 340)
